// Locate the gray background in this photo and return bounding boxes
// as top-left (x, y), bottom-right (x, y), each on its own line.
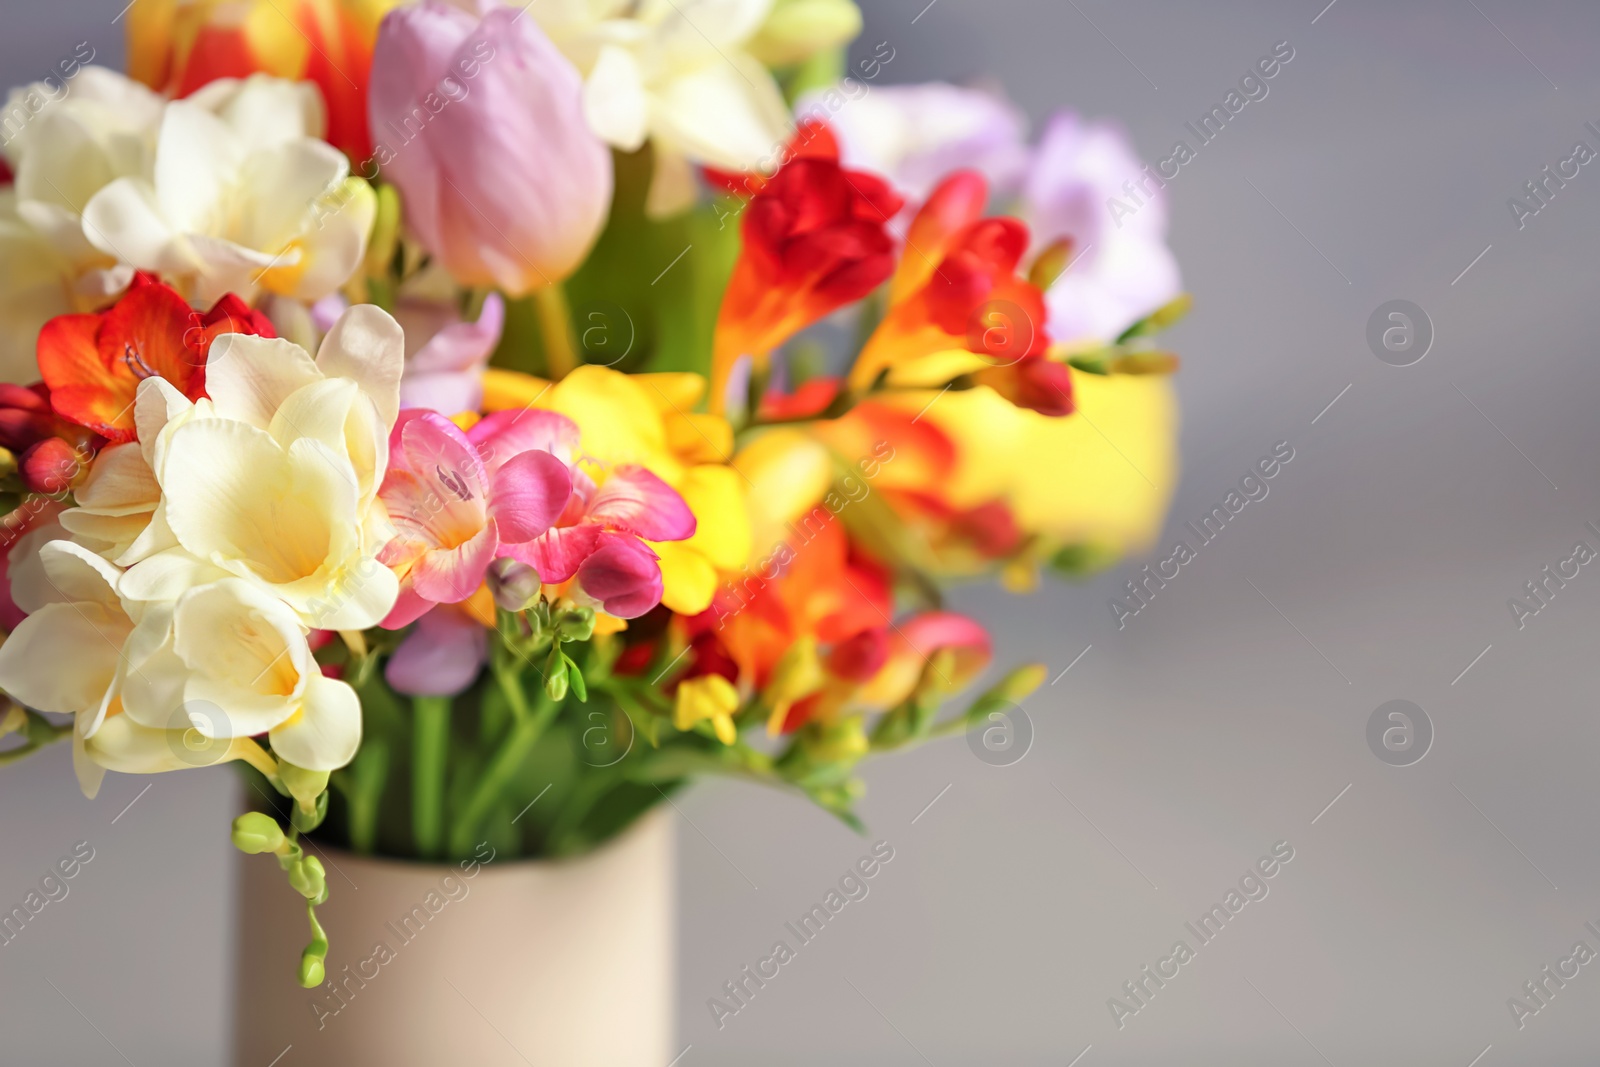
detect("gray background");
top-left (4, 0), bottom-right (1600, 1063)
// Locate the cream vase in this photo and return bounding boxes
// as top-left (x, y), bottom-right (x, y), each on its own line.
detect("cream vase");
top-left (232, 809), bottom-right (675, 1066)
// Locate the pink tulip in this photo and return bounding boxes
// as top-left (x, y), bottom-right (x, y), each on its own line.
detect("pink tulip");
top-left (368, 2), bottom-right (613, 293)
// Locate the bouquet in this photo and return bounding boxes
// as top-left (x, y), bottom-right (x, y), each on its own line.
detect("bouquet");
top-left (0, 0), bottom-right (1184, 988)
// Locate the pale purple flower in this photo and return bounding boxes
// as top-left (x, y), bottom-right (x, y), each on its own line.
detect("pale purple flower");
top-left (802, 82), bottom-right (1030, 206)
top-left (397, 291), bottom-right (504, 414)
top-left (1024, 111), bottom-right (1181, 344)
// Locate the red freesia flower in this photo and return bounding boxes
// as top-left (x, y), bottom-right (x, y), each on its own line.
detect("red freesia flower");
top-left (711, 122), bottom-right (903, 413)
top-left (849, 170), bottom-right (1070, 417)
top-left (36, 275), bottom-right (274, 443)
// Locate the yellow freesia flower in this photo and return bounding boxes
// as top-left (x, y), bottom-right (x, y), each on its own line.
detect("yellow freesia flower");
top-left (673, 674), bottom-right (740, 746)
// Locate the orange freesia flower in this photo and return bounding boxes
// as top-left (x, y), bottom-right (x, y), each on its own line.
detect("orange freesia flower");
top-left (711, 122), bottom-right (903, 414)
top-left (691, 516), bottom-right (891, 691)
top-left (127, 0), bottom-right (397, 159)
top-left (36, 275), bottom-right (274, 442)
top-left (848, 170), bottom-right (1071, 417)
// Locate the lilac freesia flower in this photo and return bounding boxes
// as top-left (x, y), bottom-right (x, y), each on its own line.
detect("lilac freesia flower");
top-left (397, 291), bottom-right (505, 415)
top-left (1023, 111), bottom-right (1182, 344)
top-left (804, 82), bottom-right (1031, 206)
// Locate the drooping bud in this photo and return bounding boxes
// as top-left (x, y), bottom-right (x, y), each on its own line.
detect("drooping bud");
top-left (231, 812), bottom-right (287, 855)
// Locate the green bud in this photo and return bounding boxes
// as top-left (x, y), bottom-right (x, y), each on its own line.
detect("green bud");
top-left (363, 182), bottom-right (402, 279)
top-left (1049, 541), bottom-right (1120, 579)
top-left (298, 951), bottom-right (325, 989)
top-left (290, 789), bottom-right (330, 834)
top-left (566, 656), bottom-right (588, 703)
top-left (278, 763), bottom-right (330, 813)
top-left (298, 900), bottom-right (329, 989)
top-left (231, 812), bottom-right (286, 855)
top-left (806, 716), bottom-right (869, 765)
top-left (544, 656), bottom-right (570, 702)
top-left (287, 856), bottom-right (328, 903)
top-left (1115, 292), bottom-right (1192, 343)
top-left (554, 606), bottom-right (595, 643)
top-left (988, 663), bottom-right (1048, 705)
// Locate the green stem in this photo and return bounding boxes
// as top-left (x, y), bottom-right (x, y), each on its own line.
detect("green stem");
top-left (546, 769), bottom-right (618, 855)
top-left (532, 284), bottom-right (578, 379)
top-left (411, 696), bottom-right (451, 860)
top-left (448, 689), bottom-right (561, 857)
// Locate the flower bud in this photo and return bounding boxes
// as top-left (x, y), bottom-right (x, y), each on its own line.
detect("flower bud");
top-left (488, 558), bottom-right (543, 613)
top-left (369, 2), bottom-right (613, 293)
top-left (231, 812), bottom-right (286, 855)
top-left (298, 948), bottom-right (326, 989)
top-left (553, 606), bottom-right (595, 643)
top-left (288, 856), bottom-right (328, 903)
top-left (278, 763), bottom-right (331, 813)
top-left (749, 0), bottom-right (863, 67)
top-left (544, 659), bottom-right (570, 702)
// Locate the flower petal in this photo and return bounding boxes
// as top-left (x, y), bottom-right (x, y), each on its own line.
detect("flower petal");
top-left (384, 606), bottom-right (489, 697)
top-left (587, 465), bottom-right (696, 542)
top-left (488, 448), bottom-right (572, 543)
top-left (268, 672), bottom-right (362, 771)
top-left (500, 522), bottom-right (601, 584)
top-left (576, 533), bottom-right (662, 619)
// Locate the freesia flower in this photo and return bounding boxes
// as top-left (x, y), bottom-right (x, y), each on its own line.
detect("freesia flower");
top-left (711, 123), bottom-right (902, 413)
top-left (385, 602), bottom-right (489, 697)
top-left (369, 3), bottom-right (612, 293)
top-left (532, 0), bottom-right (792, 214)
top-left (377, 409), bottom-right (573, 628)
top-left (848, 169), bottom-right (1071, 417)
top-left (396, 291), bottom-right (504, 416)
top-left (36, 272), bottom-right (274, 442)
top-left (1024, 111), bottom-right (1182, 343)
top-left (803, 81), bottom-right (1030, 207)
top-left (164, 577), bottom-right (361, 770)
top-left (126, 0), bottom-right (399, 159)
top-left (483, 365), bottom-right (750, 616)
top-left (674, 673), bottom-right (740, 745)
top-left (119, 303), bottom-right (406, 630)
top-left (0, 539), bottom-right (247, 796)
top-left (0, 67), bottom-right (163, 381)
top-left (81, 73), bottom-right (375, 307)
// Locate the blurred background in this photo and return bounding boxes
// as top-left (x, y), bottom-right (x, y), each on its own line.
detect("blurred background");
top-left (4, 0), bottom-right (1600, 1063)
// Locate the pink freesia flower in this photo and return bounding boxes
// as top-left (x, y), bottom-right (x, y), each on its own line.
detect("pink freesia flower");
top-left (368, 2), bottom-right (613, 292)
top-left (378, 410), bottom-right (573, 628)
top-left (480, 407), bottom-right (697, 618)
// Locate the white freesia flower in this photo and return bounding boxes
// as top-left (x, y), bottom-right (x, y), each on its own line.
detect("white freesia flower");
top-left (0, 539), bottom-right (245, 797)
top-left (81, 73), bottom-right (375, 308)
top-left (534, 0), bottom-right (792, 213)
top-left (0, 67), bottom-right (163, 381)
top-left (120, 303), bottom-right (403, 631)
top-left (167, 578), bottom-right (361, 771)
